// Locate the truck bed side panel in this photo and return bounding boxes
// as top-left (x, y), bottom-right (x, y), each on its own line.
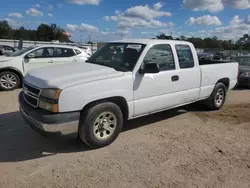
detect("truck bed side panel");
top-left (198, 63), bottom-right (238, 100)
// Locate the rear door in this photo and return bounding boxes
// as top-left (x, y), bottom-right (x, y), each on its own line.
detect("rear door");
top-left (133, 44), bottom-right (184, 116)
top-left (24, 47), bottom-right (55, 74)
top-left (174, 44), bottom-right (200, 103)
top-left (52, 47), bottom-right (78, 65)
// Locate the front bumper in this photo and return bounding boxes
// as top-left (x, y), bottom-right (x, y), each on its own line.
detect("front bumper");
top-left (19, 92), bottom-right (80, 135)
top-left (238, 77), bottom-right (250, 87)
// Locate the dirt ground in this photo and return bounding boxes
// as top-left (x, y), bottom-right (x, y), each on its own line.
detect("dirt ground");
top-left (0, 89), bottom-right (250, 188)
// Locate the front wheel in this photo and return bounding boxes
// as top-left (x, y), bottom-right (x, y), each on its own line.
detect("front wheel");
top-left (205, 83), bottom-right (227, 110)
top-left (0, 71), bottom-right (20, 91)
top-left (78, 102), bottom-right (123, 148)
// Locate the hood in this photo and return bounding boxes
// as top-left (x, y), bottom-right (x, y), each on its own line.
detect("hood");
top-left (24, 62), bottom-right (124, 89)
top-left (239, 65), bottom-right (250, 72)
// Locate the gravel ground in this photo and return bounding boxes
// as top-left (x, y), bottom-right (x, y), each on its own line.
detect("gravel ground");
top-left (0, 89), bottom-right (250, 188)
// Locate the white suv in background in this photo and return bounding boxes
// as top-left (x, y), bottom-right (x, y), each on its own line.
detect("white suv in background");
top-left (0, 44), bottom-right (90, 91)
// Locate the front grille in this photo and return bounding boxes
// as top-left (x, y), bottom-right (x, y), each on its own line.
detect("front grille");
top-left (23, 93), bottom-right (38, 108)
top-left (23, 82), bottom-right (41, 108)
top-left (23, 82), bottom-right (41, 96)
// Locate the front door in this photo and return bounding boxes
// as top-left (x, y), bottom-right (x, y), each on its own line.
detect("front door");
top-left (24, 47), bottom-right (55, 74)
top-left (133, 44), bottom-right (184, 116)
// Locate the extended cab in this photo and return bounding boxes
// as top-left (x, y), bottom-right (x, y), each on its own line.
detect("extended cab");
top-left (19, 39), bottom-right (239, 148)
top-left (0, 45), bottom-right (90, 91)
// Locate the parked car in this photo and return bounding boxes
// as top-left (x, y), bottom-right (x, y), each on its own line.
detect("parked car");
top-left (197, 52), bottom-right (213, 60)
top-left (0, 44), bottom-right (90, 91)
top-left (0, 45), bottom-right (16, 56)
top-left (233, 55), bottom-right (250, 88)
top-left (79, 46), bottom-right (92, 55)
top-left (19, 39), bottom-right (238, 148)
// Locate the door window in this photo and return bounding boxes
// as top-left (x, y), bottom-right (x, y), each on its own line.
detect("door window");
top-left (75, 49), bottom-right (82, 55)
top-left (176, 45), bottom-right (194, 69)
top-left (143, 44), bottom-right (175, 71)
top-left (29, 47), bottom-right (54, 58)
top-left (56, 48), bottom-right (76, 57)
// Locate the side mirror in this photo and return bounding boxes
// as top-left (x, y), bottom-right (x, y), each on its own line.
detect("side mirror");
top-left (26, 53), bottom-right (35, 58)
top-left (139, 63), bottom-right (160, 74)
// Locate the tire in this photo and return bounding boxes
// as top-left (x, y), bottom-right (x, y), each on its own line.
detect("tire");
top-left (0, 71), bottom-right (20, 91)
top-left (78, 102), bottom-right (123, 148)
top-left (205, 83), bottom-right (227, 110)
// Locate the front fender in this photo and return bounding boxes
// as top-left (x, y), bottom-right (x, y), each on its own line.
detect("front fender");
top-left (58, 74), bottom-right (133, 114)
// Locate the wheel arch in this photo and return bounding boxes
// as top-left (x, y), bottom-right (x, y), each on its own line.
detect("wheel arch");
top-left (81, 96), bottom-right (129, 120)
top-left (216, 77), bottom-right (230, 90)
top-left (0, 67), bottom-right (23, 85)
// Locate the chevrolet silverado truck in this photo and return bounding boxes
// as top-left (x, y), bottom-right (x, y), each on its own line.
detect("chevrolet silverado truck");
top-left (19, 39), bottom-right (239, 148)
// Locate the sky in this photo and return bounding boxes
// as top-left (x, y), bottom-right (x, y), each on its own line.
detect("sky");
top-left (1, 0), bottom-right (250, 42)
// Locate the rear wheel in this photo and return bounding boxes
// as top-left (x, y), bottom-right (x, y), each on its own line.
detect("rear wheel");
top-left (78, 102), bottom-right (123, 148)
top-left (205, 83), bottom-right (227, 110)
top-left (0, 71), bottom-right (20, 91)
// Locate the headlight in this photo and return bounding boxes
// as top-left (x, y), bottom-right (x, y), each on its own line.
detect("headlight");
top-left (240, 72), bottom-right (250, 77)
top-left (40, 89), bottom-right (61, 99)
top-left (39, 89), bottom-right (61, 112)
top-left (39, 99), bottom-right (58, 112)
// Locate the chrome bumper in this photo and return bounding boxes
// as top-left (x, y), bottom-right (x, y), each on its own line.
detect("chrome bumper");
top-left (20, 107), bottom-right (79, 135)
top-left (18, 91), bottom-right (80, 135)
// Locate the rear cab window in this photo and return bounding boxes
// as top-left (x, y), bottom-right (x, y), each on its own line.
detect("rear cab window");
top-left (175, 45), bottom-right (194, 69)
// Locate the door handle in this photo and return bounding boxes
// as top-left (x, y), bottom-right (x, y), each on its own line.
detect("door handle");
top-left (48, 60), bottom-right (53, 63)
top-left (171, 75), bottom-right (179, 82)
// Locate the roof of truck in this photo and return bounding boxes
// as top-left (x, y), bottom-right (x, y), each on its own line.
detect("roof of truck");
top-left (110, 39), bottom-right (192, 46)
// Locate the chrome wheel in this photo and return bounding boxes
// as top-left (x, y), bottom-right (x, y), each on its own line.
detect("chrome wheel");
top-left (215, 88), bottom-right (224, 107)
top-left (0, 73), bottom-right (17, 89)
top-left (93, 111), bottom-right (117, 140)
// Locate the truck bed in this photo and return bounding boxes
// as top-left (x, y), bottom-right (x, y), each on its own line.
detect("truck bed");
top-left (198, 61), bottom-right (238, 100)
top-left (199, 60), bottom-right (236, 65)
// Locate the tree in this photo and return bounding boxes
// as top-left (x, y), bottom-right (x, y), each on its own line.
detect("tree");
top-left (37, 24), bottom-right (54, 41)
top-left (0, 21), bottom-right (12, 39)
top-left (180, 35), bottom-right (187, 41)
top-left (0, 20), bottom-right (71, 42)
top-left (237, 34), bottom-right (250, 50)
top-left (156, 33), bottom-right (173, 40)
top-left (36, 23), bottom-right (71, 42)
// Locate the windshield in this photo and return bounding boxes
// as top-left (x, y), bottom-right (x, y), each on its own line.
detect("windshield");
top-left (8, 46), bottom-right (36, 57)
top-left (234, 57), bottom-right (250, 66)
top-left (86, 43), bottom-right (146, 72)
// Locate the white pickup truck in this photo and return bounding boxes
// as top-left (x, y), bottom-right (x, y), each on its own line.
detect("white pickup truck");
top-left (0, 44), bottom-right (90, 91)
top-left (19, 39), bottom-right (239, 148)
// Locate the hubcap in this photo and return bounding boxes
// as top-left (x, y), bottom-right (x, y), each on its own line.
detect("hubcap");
top-left (215, 88), bottom-right (224, 107)
top-left (93, 112), bottom-right (117, 140)
top-left (0, 74), bottom-right (17, 89)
